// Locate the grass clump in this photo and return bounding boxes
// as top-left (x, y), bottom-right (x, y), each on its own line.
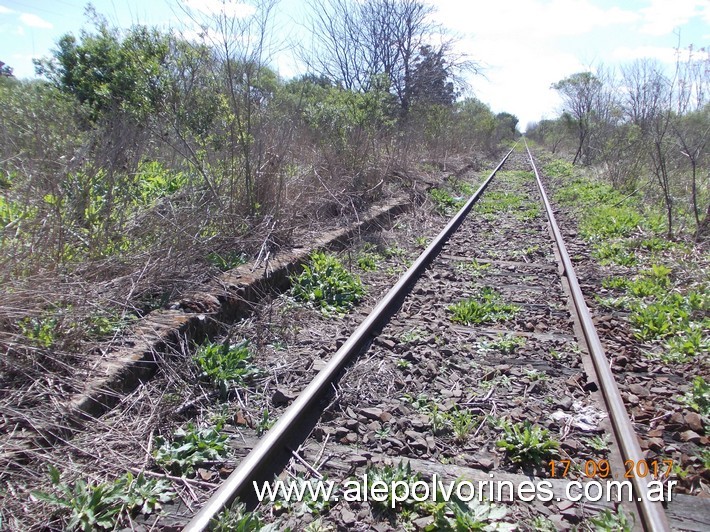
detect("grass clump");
top-left (496, 420), bottom-right (558, 465)
top-left (424, 497), bottom-right (513, 532)
top-left (364, 461), bottom-right (419, 511)
top-left (210, 503), bottom-right (273, 532)
top-left (448, 287), bottom-right (519, 325)
top-left (291, 251), bottom-right (364, 314)
top-left (454, 258), bottom-right (491, 278)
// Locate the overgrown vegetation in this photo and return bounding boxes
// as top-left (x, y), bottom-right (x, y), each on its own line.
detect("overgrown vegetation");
top-left (529, 54), bottom-right (709, 241)
top-left (552, 163), bottom-right (709, 365)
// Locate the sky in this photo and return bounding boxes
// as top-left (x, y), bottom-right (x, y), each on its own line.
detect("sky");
top-left (1, 0), bottom-right (708, 129)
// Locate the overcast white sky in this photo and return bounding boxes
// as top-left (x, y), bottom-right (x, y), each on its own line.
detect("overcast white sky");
top-left (1, 0), bottom-right (708, 128)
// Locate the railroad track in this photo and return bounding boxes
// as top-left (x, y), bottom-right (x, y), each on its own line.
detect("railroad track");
top-left (174, 144), bottom-right (680, 531)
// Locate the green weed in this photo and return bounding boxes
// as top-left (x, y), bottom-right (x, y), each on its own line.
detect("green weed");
top-left (207, 251), bottom-right (248, 271)
top-left (430, 188), bottom-right (464, 214)
top-left (477, 333), bottom-right (526, 355)
top-left (33, 468), bottom-right (174, 531)
top-left (364, 461), bottom-right (419, 511)
top-left (543, 160), bottom-right (574, 179)
top-left (153, 423), bottom-right (229, 476)
top-left (448, 288), bottom-right (519, 325)
top-left (291, 251), bottom-right (364, 315)
top-left (210, 502), bottom-right (273, 532)
top-left (682, 376), bottom-right (710, 418)
top-left (17, 315), bottom-right (57, 347)
top-left (447, 408), bottom-right (477, 444)
top-left (423, 497), bottom-right (513, 532)
top-left (255, 408), bottom-right (274, 436)
top-left (592, 240), bottom-right (637, 266)
top-left (193, 340), bottom-right (258, 397)
top-left (496, 420), bottom-right (558, 465)
top-left (587, 507), bottom-right (634, 531)
top-left (587, 434), bottom-right (611, 452)
top-left (400, 326), bottom-right (426, 343)
top-left (455, 258), bottom-right (491, 278)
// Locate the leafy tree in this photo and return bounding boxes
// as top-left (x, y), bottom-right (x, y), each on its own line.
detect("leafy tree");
top-left (552, 72), bottom-right (604, 165)
top-left (0, 61), bottom-right (13, 78)
top-left (34, 20), bottom-right (170, 122)
top-left (407, 45), bottom-right (457, 107)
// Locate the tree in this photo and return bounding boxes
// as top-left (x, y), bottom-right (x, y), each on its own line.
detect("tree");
top-left (305, 0), bottom-right (471, 113)
top-left (493, 112), bottom-right (519, 143)
top-left (552, 72), bottom-right (604, 165)
top-left (0, 61), bottom-right (13, 78)
top-left (34, 18), bottom-right (170, 123)
top-left (407, 45), bottom-right (456, 107)
top-left (671, 46), bottom-right (709, 234)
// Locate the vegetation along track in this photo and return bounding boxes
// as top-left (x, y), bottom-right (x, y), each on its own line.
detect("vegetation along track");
top-left (16, 146), bottom-right (707, 531)
top-left (179, 145), bottom-right (704, 531)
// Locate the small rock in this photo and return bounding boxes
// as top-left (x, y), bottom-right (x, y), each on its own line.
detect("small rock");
top-left (312, 358), bottom-right (327, 372)
top-left (558, 396), bottom-right (573, 411)
top-left (561, 439), bottom-right (579, 452)
top-left (379, 338), bottom-right (396, 350)
top-left (271, 388), bottom-right (296, 405)
top-left (684, 412), bottom-right (704, 432)
top-left (477, 457), bottom-right (495, 470)
top-left (386, 437), bottom-right (405, 450)
top-left (379, 411), bottom-right (393, 423)
top-left (680, 430), bottom-right (702, 443)
top-left (647, 438), bottom-right (665, 452)
top-left (669, 412), bottom-right (685, 426)
top-left (341, 508), bottom-right (357, 526)
top-left (615, 355), bottom-right (629, 367)
top-left (348, 456), bottom-right (369, 467)
top-left (629, 384), bottom-right (650, 397)
top-left (626, 393), bottom-right (640, 405)
top-left (340, 432), bottom-right (358, 444)
top-left (360, 407), bottom-right (383, 420)
top-left (412, 516), bottom-right (434, 529)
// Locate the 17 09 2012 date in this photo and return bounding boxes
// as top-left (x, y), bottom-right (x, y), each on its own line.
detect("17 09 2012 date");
top-left (549, 459), bottom-right (675, 479)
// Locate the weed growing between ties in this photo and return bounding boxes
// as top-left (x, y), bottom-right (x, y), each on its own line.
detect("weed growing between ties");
top-left (448, 287), bottom-right (519, 325)
top-left (587, 507), bottom-right (634, 531)
top-left (496, 420), bottom-right (559, 465)
top-left (210, 503), bottom-right (276, 532)
top-left (290, 251), bottom-right (364, 315)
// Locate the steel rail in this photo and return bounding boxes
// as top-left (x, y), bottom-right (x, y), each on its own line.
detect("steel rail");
top-left (524, 141), bottom-right (670, 532)
top-left (184, 147), bottom-right (517, 530)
